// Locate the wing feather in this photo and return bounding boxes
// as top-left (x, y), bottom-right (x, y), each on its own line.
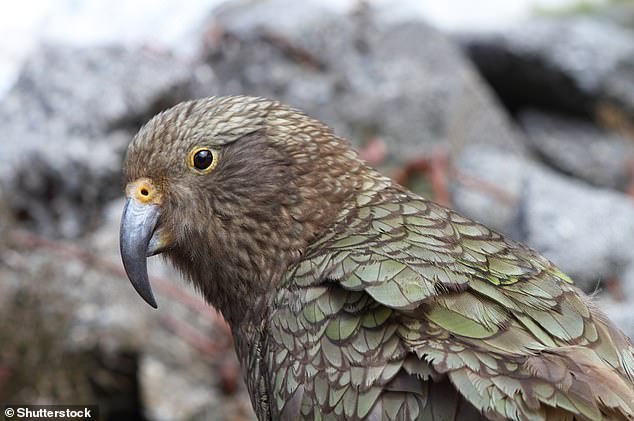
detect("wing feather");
top-left (267, 183), bottom-right (634, 420)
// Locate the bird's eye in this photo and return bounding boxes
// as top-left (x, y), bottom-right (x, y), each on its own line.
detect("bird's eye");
top-left (194, 149), bottom-right (213, 169)
top-left (188, 147), bottom-right (218, 174)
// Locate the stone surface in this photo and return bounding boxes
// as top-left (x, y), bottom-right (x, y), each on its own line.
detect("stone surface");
top-left (0, 198), bottom-right (253, 419)
top-left (598, 296), bottom-right (634, 341)
top-left (0, 227), bottom-right (150, 415)
top-left (199, 0), bottom-right (525, 165)
top-left (94, 199), bottom-right (255, 420)
top-left (0, 7), bottom-right (530, 415)
top-left (459, 18), bottom-right (634, 117)
top-left (1, 43), bottom-right (192, 137)
top-left (0, 44), bottom-right (194, 237)
top-left (451, 145), bottom-right (634, 294)
top-left (519, 109), bottom-right (634, 190)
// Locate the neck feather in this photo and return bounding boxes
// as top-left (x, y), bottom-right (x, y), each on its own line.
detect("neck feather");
top-left (168, 122), bottom-right (370, 334)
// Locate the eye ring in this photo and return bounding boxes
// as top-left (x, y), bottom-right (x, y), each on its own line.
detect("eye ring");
top-left (188, 147), bottom-right (219, 174)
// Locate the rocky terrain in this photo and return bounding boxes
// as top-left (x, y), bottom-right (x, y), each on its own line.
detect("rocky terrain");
top-left (2, 0), bottom-right (634, 419)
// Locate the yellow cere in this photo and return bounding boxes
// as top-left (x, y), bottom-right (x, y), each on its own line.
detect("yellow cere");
top-left (127, 178), bottom-right (161, 205)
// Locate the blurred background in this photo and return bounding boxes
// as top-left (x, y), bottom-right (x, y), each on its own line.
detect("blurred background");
top-left (2, 0), bottom-right (634, 419)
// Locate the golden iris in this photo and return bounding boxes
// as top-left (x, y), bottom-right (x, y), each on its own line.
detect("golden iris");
top-left (188, 148), bottom-right (218, 173)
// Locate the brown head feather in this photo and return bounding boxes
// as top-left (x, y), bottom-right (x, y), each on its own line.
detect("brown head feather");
top-left (124, 96), bottom-right (369, 328)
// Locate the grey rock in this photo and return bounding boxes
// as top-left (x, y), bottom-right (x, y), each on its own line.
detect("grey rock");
top-left (0, 44), bottom-right (194, 237)
top-left (0, 223), bottom-right (152, 413)
top-left (93, 199), bottom-right (253, 420)
top-left (3, 131), bottom-right (129, 237)
top-left (451, 145), bottom-right (634, 293)
top-left (449, 147), bottom-right (525, 236)
top-left (1, 43), bottom-right (193, 137)
top-left (140, 355), bottom-right (219, 421)
top-left (0, 198), bottom-right (252, 418)
top-left (459, 18), bottom-right (634, 116)
top-left (523, 164), bottom-right (634, 292)
top-left (602, 2), bottom-right (634, 28)
top-left (598, 296), bottom-right (634, 340)
top-left (622, 260), bottom-right (634, 302)
top-left (519, 109), bottom-right (634, 190)
top-left (199, 0), bottom-right (525, 164)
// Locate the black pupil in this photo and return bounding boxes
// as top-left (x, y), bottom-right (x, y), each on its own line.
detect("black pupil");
top-left (194, 150), bottom-right (213, 169)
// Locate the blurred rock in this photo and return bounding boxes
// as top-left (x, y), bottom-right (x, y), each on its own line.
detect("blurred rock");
top-left (0, 230), bottom-right (148, 416)
top-left (198, 0), bottom-right (524, 165)
top-left (598, 296), bottom-right (634, 341)
top-left (1, 43), bottom-right (193, 137)
top-left (0, 44), bottom-right (195, 237)
top-left (0, 198), bottom-right (252, 419)
top-left (4, 131), bottom-right (130, 237)
top-left (459, 18), bottom-right (634, 117)
top-left (519, 109), bottom-right (634, 190)
top-left (601, 2), bottom-right (634, 29)
top-left (449, 147), bottom-right (525, 237)
top-left (94, 199), bottom-right (254, 421)
top-left (451, 145), bottom-right (634, 294)
top-left (140, 354), bottom-right (222, 421)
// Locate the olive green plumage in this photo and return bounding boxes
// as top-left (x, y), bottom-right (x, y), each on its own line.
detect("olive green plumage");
top-left (268, 181), bottom-right (634, 420)
top-left (120, 96), bottom-right (634, 421)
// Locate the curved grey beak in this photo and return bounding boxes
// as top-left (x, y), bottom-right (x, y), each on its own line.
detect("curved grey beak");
top-left (120, 198), bottom-right (160, 308)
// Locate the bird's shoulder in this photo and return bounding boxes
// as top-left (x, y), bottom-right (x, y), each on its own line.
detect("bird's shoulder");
top-left (286, 179), bottom-right (570, 304)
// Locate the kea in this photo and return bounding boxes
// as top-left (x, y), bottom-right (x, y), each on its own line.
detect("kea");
top-left (120, 96), bottom-right (634, 420)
